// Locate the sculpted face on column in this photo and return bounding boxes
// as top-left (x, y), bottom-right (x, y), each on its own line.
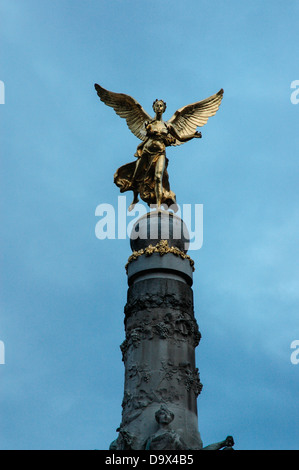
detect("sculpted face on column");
top-left (145, 405), bottom-right (188, 450)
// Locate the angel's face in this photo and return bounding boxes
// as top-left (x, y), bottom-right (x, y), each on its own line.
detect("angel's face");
top-left (153, 100), bottom-right (165, 115)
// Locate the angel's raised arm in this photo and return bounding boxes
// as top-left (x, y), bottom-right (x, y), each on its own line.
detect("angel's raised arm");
top-left (94, 84), bottom-right (152, 141)
top-left (167, 123), bottom-right (202, 143)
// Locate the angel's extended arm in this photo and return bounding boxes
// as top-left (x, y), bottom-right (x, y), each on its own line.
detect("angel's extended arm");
top-left (167, 123), bottom-right (202, 142)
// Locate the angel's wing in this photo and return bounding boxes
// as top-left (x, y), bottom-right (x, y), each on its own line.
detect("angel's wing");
top-left (94, 84), bottom-right (152, 141)
top-left (167, 89), bottom-right (224, 146)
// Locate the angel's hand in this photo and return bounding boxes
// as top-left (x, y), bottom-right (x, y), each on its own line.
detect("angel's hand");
top-left (194, 131), bottom-right (202, 138)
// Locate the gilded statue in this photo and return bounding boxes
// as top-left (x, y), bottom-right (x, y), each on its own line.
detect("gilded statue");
top-left (94, 84), bottom-right (223, 211)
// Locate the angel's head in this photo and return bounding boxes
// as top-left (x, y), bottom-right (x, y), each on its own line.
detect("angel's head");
top-left (153, 99), bottom-right (167, 115)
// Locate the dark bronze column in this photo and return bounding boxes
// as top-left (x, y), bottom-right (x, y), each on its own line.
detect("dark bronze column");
top-left (110, 211), bottom-right (203, 450)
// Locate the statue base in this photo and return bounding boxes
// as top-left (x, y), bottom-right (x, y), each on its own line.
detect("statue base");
top-left (110, 211), bottom-right (234, 450)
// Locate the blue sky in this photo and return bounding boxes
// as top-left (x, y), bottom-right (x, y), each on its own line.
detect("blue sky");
top-left (0, 0), bottom-right (298, 450)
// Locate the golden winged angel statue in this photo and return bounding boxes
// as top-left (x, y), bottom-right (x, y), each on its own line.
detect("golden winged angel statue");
top-left (94, 84), bottom-right (224, 211)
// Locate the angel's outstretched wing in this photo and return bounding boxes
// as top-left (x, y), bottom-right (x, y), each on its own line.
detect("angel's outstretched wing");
top-left (94, 84), bottom-right (152, 141)
top-left (167, 89), bottom-right (224, 146)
